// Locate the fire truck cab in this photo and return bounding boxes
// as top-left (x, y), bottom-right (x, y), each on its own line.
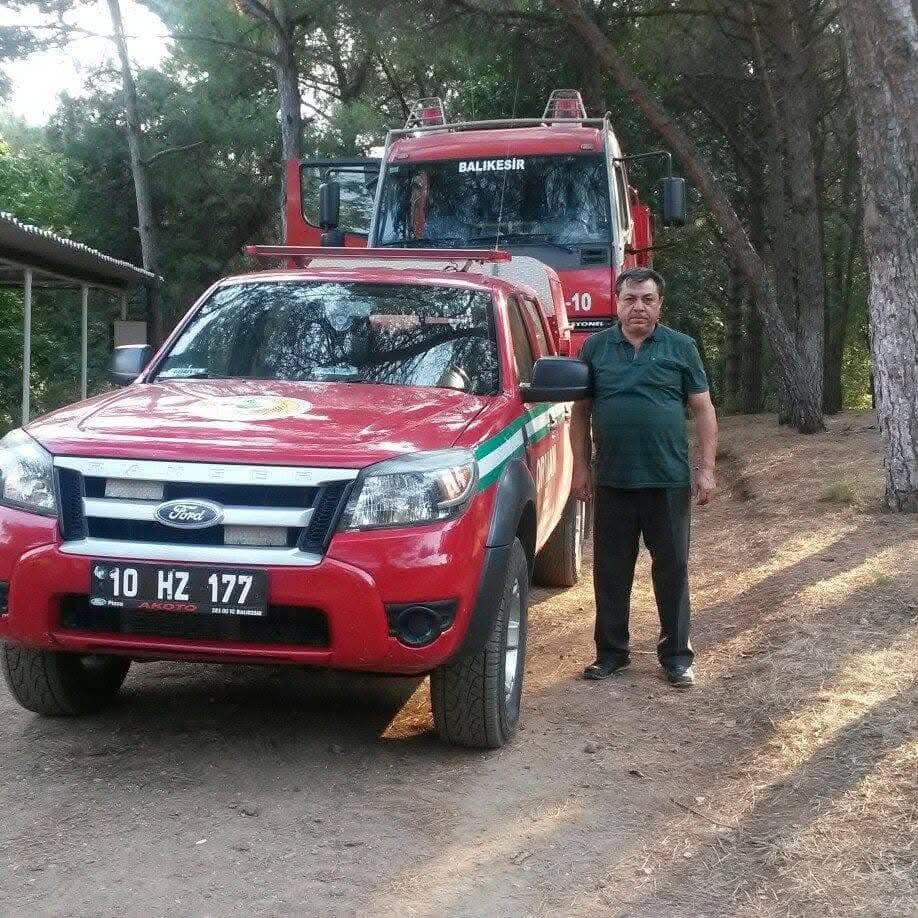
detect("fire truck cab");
top-left (287, 91), bottom-right (686, 352)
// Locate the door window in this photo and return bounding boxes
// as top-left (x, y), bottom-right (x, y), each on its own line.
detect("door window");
top-left (506, 297), bottom-right (535, 384)
top-left (521, 298), bottom-right (551, 357)
top-left (301, 160), bottom-right (379, 236)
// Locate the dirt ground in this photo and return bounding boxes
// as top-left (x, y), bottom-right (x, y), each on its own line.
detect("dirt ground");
top-left (1, 412), bottom-right (915, 917)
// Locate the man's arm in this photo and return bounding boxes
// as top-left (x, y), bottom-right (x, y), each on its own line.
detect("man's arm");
top-left (687, 390), bottom-right (718, 505)
top-left (570, 398), bottom-right (593, 501)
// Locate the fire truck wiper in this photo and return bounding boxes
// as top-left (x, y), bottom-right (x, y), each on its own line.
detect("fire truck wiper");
top-left (377, 238), bottom-right (465, 248)
top-left (466, 233), bottom-right (576, 252)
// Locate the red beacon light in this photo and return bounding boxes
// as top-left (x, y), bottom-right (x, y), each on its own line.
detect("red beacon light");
top-left (543, 89), bottom-right (587, 121)
top-left (405, 97), bottom-right (447, 129)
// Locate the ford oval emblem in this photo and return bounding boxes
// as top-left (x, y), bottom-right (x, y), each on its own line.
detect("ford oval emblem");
top-left (154, 499), bottom-right (224, 529)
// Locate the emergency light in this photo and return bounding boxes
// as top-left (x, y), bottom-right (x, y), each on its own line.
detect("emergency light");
top-left (405, 97), bottom-right (447, 129)
top-left (543, 90), bottom-right (587, 121)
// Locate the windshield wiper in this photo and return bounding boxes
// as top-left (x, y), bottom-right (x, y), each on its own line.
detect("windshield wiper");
top-left (155, 370), bottom-right (214, 380)
top-left (466, 233), bottom-right (576, 252)
top-left (377, 238), bottom-right (464, 249)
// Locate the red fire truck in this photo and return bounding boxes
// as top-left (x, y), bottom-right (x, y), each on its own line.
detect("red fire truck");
top-left (286, 90), bottom-right (686, 352)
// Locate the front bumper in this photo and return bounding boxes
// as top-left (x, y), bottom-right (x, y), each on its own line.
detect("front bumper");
top-left (0, 492), bottom-right (495, 674)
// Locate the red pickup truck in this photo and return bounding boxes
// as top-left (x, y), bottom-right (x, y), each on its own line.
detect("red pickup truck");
top-left (0, 248), bottom-right (589, 747)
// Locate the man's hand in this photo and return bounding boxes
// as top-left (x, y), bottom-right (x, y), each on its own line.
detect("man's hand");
top-left (687, 390), bottom-right (718, 507)
top-left (693, 467), bottom-right (716, 505)
top-left (572, 462), bottom-right (593, 502)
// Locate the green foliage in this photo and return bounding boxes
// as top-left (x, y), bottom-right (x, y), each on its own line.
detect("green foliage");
top-left (0, 120), bottom-right (75, 230)
top-left (0, 0), bottom-right (874, 424)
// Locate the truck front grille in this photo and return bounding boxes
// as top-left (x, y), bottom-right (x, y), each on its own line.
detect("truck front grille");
top-left (59, 595), bottom-right (330, 647)
top-left (54, 457), bottom-right (358, 566)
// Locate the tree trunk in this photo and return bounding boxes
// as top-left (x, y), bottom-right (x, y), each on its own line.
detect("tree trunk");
top-left (753, 0), bottom-right (826, 425)
top-left (839, 0), bottom-right (918, 511)
top-left (741, 166), bottom-right (767, 415)
top-left (824, 139), bottom-right (863, 414)
top-left (740, 291), bottom-right (764, 413)
top-left (552, 0), bottom-right (824, 432)
top-left (270, 1), bottom-right (303, 163)
top-left (822, 320), bottom-right (846, 414)
top-left (270, 1), bottom-right (302, 241)
top-left (106, 0), bottom-right (163, 346)
top-left (235, 0), bottom-right (303, 241)
top-left (723, 259), bottom-right (744, 412)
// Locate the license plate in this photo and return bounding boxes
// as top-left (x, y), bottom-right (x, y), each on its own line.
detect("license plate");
top-left (90, 562), bottom-right (268, 617)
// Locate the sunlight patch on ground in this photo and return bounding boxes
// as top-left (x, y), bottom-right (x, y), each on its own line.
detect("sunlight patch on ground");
top-left (796, 544), bottom-right (915, 607)
top-left (369, 797), bottom-right (585, 915)
top-left (744, 631), bottom-right (916, 772)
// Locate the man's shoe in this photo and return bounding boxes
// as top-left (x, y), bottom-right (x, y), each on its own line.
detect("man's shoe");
top-left (664, 665), bottom-right (695, 689)
top-left (583, 659), bottom-right (630, 680)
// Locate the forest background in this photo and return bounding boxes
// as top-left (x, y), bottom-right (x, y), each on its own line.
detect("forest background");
top-left (0, 0), bottom-right (914, 508)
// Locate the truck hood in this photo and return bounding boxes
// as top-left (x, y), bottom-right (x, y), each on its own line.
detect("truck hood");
top-left (26, 380), bottom-right (489, 468)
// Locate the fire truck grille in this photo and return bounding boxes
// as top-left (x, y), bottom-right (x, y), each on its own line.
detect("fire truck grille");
top-left (59, 595), bottom-right (331, 647)
top-left (53, 458), bottom-right (357, 566)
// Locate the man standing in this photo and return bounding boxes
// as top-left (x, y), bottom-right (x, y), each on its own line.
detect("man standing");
top-left (571, 267), bottom-right (717, 688)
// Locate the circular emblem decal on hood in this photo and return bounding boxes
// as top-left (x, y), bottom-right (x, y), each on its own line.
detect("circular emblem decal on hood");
top-left (154, 499), bottom-right (224, 529)
top-left (189, 395), bottom-right (312, 421)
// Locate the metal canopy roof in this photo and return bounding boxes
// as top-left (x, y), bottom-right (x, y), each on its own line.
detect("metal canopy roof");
top-left (0, 211), bottom-right (160, 291)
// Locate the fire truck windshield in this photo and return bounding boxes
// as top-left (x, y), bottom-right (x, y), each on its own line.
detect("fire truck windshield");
top-left (155, 281), bottom-right (499, 394)
top-left (376, 154), bottom-right (611, 249)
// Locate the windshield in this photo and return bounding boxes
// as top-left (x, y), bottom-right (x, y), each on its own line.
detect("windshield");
top-left (155, 281), bottom-right (499, 395)
top-left (376, 153), bottom-right (611, 248)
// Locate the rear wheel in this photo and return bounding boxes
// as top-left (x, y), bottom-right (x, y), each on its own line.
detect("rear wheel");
top-left (1, 644), bottom-right (130, 716)
top-left (430, 539), bottom-right (529, 748)
top-left (532, 495), bottom-right (585, 588)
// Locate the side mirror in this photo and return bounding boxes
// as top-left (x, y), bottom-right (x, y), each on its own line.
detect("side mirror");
top-left (658, 176), bottom-right (687, 226)
top-left (521, 357), bottom-right (591, 402)
top-left (319, 179), bottom-right (341, 229)
top-left (110, 344), bottom-right (153, 386)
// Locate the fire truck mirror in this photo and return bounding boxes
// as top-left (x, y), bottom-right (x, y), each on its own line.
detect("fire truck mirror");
top-left (319, 179), bottom-right (341, 230)
top-left (658, 176), bottom-right (688, 227)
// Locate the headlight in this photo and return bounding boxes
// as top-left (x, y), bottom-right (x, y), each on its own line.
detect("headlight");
top-left (339, 449), bottom-right (477, 530)
top-left (0, 429), bottom-right (57, 516)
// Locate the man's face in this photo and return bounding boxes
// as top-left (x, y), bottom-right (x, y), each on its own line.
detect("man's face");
top-left (617, 279), bottom-right (663, 336)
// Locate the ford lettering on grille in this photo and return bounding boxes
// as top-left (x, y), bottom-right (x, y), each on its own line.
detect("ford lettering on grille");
top-left (154, 499), bottom-right (224, 529)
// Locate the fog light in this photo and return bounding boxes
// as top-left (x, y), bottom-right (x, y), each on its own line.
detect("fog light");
top-left (386, 600), bottom-right (457, 648)
top-left (0, 581), bottom-right (8, 615)
top-left (398, 607), bottom-right (440, 647)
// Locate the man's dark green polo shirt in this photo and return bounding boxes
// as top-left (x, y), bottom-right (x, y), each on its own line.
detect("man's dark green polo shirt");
top-left (579, 322), bottom-right (709, 488)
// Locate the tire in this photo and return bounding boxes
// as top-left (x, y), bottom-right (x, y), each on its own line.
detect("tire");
top-left (1, 644), bottom-right (130, 716)
top-left (532, 495), bottom-right (585, 588)
top-left (430, 538), bottom-right (529, 749)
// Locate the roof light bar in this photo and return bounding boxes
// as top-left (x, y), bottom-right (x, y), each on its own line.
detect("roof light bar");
top-left (405, 97), bottom-right (447, 129)
top-left (245, 245), bottom-right (511, 266)
top-left (543, 90), bottom-right (587, 121)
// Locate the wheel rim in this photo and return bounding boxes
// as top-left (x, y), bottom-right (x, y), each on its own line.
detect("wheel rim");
top-left (504, 578), bottom-right (522, 703)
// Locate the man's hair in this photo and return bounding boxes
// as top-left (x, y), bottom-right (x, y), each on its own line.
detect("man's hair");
top-left (615, 267), bottom-right (665, 297)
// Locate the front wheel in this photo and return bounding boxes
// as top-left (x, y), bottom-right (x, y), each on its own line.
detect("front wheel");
top-left (1, 644), bottom-right (130, 716)
top-left (430, 539), bottom-right (529, 748)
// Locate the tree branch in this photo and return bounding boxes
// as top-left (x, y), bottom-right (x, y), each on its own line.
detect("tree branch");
top-left (144, 140), bottom-right (207, 167)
